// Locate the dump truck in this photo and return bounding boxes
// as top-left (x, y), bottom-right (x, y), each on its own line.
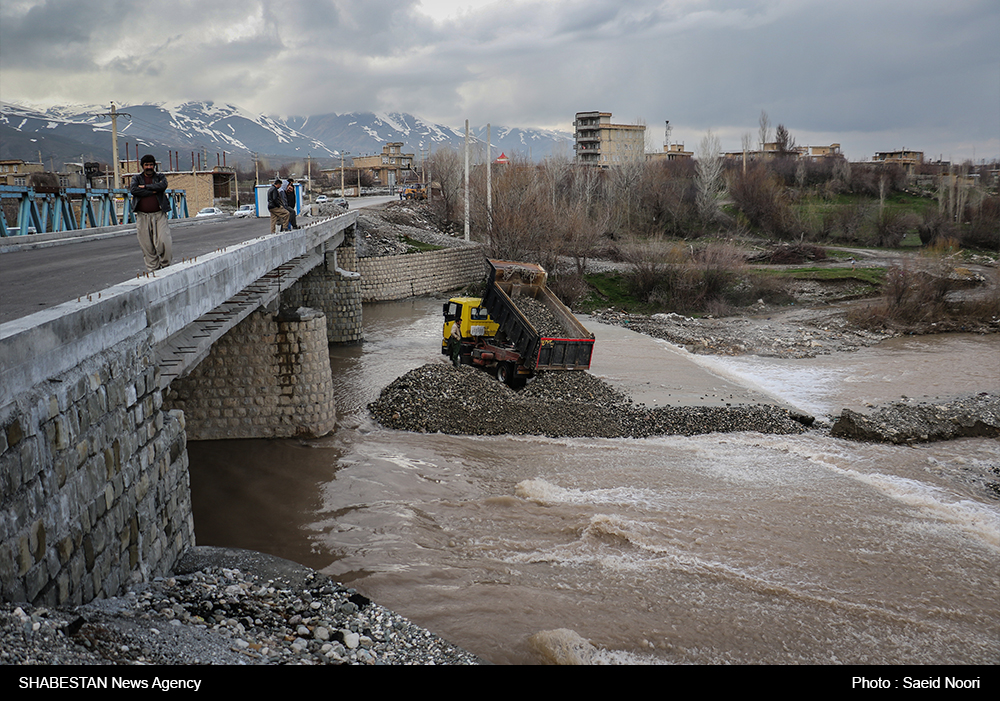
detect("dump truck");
top-left (442, 259), bottom-right (595, 387)
top-left (402, 184), bottom-right (427, 200)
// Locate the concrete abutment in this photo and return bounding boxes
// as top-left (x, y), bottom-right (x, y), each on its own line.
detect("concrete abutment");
top-left (0, 333), bottom-right (192, 606)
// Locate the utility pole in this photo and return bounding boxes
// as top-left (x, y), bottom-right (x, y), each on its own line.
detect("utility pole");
top-left (486, 123), bottom-right (492, 234)
top-left (464, 119), bottom-right (470, 242)
top-left (100, 102), bottom-right (131, 190)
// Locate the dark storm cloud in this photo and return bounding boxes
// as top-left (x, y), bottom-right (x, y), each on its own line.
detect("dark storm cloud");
top-left (2, 0), bottom-right (997, 160)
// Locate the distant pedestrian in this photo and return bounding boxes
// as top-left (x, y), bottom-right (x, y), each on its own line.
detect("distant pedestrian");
top-left (267, 178), bottom-right (290, 233)
top-left (130, 154), bottom-right (172, 272)
top-left (284, 179), bottom-right (299, 230)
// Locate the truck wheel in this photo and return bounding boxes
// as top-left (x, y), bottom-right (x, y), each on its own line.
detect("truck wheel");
top-left (497, 362), bottom-right (525, 388)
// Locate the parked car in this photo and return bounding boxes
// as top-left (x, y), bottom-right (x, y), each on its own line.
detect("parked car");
top-left (196, 207), bottom-right (225, 218)
top-left (233, 204), bottom-right (256, 218)
top-left (315, 195), bottom-right (329, 204)
top-left (333, 197), bottom-right (349, 209)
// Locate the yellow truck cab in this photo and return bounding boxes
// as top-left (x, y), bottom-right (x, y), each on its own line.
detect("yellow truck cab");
top-left (403, 184), bottom-right (427, 200)
top-left (442, 297), bottom-right (499, 353)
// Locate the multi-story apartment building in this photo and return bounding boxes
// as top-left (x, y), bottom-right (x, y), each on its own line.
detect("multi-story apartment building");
top-left (574, 112), bottom-right (646, 165)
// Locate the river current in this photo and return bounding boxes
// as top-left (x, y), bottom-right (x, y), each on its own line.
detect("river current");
top-left (188, 297), bottom-right (999, 665)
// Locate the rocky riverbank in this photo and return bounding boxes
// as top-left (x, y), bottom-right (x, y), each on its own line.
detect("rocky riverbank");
top-left (591, 307), bottom-right (894, 358)
top-left (0, 547), bottom-right (482, 666)
top-left (831, 393), bottom-right (1000, 445)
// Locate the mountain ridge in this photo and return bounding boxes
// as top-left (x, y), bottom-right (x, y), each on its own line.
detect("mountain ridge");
top-left (1, 101), bottom-right (573, 168)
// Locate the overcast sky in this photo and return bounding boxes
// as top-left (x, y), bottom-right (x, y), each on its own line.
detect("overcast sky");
top-left (2, 0), bottom-right (997, 162)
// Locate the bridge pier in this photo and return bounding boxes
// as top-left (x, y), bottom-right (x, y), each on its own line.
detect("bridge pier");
top-left (283, 224), bottom-right (364, 345)
top-left (163, 306), bottom-right (337, 441)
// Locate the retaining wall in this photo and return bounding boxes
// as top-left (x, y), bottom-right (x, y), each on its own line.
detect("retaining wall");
top-left (0, 332), bottom-right (192, 606)
top-left (358, 245), bottom-right (486, 302)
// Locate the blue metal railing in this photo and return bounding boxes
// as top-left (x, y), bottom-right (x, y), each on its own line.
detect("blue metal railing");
top-left (0, 186), bottom-right (188, 236)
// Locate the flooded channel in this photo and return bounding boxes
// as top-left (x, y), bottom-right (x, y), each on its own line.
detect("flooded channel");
top-left (188, 297), bottom-right (999, 664)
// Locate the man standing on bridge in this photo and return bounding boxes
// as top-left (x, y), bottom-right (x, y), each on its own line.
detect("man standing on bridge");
top-left (267, 178), bottom-right (290, 234)
top-left (130, 155), bottom-right (172, 272)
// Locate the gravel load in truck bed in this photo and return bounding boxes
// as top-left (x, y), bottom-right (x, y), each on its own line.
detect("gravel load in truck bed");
top-left (369, 364), bottom-right (808, 438)
top-left (514, 294), bottom-right (569, 338)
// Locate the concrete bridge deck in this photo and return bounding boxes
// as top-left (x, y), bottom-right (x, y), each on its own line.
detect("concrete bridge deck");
top-left (0, 210), bottom-right (358, 409)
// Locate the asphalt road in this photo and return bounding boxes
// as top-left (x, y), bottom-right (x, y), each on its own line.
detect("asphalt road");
top-left (0, 197), bottom-right (395, 326)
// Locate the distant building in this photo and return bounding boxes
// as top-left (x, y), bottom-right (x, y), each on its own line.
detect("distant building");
top-left (873, 150), bottom-right (923, 175)
top-left (0, 160), bottom-right (44, 187)
top-left (574, 111), bottom-right (646, 165)
top-left (120, 159), bottom-right (236, 213)
top-left (646, 143), bottom-right (693, 163)
top-left (723, 143), bottom-right (843, 162)
top-left (353, 142), bottom-right (416, 187)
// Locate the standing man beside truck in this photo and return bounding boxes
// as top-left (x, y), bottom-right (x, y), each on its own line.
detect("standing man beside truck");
top-left (130, 154), bottom-right (172, 272)
top-left (448, 319), bottom-right (462, 367)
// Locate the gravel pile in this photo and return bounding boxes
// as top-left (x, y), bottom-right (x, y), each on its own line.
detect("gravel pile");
top-left (0, 547), bottom-right (481, 666)
top-left (831, 393), bottom-right (1000, 444)
top-left (369, 363), bottom-right (809, 438)
top-left (355, 202), bottom-right (476, 258)
top-left (515, 294), bottom-right (568, 337)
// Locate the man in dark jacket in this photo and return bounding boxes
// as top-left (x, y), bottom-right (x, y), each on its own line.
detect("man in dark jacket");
top-left (130, 154), bottom-right (172, 271)
top-left (283, 179), bottom-right (299, 230)
top-left (267, 178), bottom-right (290, 233)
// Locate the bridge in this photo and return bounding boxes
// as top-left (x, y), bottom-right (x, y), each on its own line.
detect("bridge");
top-left (0, 210), bottom-right (369, 606)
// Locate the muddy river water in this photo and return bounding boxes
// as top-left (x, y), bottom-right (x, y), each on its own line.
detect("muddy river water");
top-left (188, 297), bottom-right (999, 665)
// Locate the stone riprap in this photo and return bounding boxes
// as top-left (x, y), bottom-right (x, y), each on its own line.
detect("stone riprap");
top-left (515, 294), bottom-right (566, 337)
top-left (0, 333), bottom-right (192, 608)
top-left (831, 393), bottom-right (1000, 444)
top-left (369, 363), bottom-right (809, 438)
top-left (0, 547), bottom-right (482, 665)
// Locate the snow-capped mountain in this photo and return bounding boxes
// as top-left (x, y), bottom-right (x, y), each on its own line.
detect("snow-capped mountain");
top-left (1, 101), bottom-right (573, 167)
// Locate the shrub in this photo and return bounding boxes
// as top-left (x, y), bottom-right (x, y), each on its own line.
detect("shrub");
top-left (870, 209), bottom-right (915, 248)
top-left (729, 166), bottom-right (801, 239)
top-left (962, 195), bottom-right (1000, 251)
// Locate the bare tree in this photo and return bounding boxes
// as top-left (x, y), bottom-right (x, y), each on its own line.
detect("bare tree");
top-left (696, 130), bottom-right (724, 224)
top-left (741, 132), bottom-right (753, 172)
top-left (428, 147), bottom-right (463, 222)
top-left (758, 110), bottom-right (771, 154)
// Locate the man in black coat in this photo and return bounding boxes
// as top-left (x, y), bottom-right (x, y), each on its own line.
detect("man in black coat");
top-left (130, 154), bottom-right (172, 272)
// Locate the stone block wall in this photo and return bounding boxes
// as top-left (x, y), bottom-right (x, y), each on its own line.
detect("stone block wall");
top-left (358, 246), bottom-right (486, 302)
top-left (282, 229), bottom-right (363, 344)
top-left (0, 333), bottom-right (192, 606)
top-left (164, 307), bottom-right (336, 440)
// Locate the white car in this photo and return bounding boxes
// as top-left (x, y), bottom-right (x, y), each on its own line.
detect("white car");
top-left (233, 204), bottom-right (256, 218)
top-left (195, 207), bottom-right (225, 218)
top-left (315, 195), bottom-right (329, 204)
